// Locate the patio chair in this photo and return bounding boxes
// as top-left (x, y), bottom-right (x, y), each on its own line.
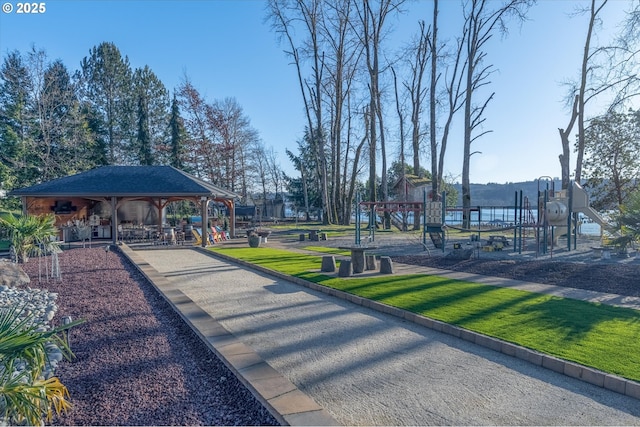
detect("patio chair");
top-left (192, 228), bottom-right (213, 245)
top-left (76, 226), bottom-right (92, 248)
top-left (175, 230), bottom-right (185, 245)
top-left (162, 227), bottom-right (176, 245)
top-left (214, 225), bottom-right (230, 240)
top-left (191, 228), bottom-right (202, 245)
top-left (152, 231), bottom-right (163, 246)
top-left (210, 226), bottom-right (222, 243)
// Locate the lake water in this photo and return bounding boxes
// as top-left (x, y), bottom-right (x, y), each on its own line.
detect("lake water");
top-left (373, 208), bottom-right (603, 236)
top-left (287, 206), bottom-right (604, 236)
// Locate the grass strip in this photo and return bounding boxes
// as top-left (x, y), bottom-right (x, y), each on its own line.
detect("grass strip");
top-left (210, 246), bottom-right (640, 382)
top-left (301, 246), bottom-right (351, 256)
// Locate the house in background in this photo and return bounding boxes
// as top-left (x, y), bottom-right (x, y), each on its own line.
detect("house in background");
top-left (392, 174), bottom-right (432, 201)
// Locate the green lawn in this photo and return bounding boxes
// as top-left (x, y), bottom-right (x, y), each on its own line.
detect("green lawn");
top-left (265, 222), bottom-right (401, 239)
top-left (302, 246), bottom-right (351, 256)
top-left (210, 245), bottom-right (640, 382)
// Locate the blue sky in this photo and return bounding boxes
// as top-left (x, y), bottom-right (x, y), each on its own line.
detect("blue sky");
top-left (0, 0), bottom-right (634, 184)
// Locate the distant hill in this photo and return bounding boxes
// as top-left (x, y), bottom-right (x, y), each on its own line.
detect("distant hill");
top-left (452, 180), bottom-right (563, 207)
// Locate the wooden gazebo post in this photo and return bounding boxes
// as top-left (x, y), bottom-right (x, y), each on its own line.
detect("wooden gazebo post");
top-left (111, 196), bottom-right (118, 244)
top-left (200, 196), bottom-right (208, 247)
top-left (229, 200), bottom-right (235, 238)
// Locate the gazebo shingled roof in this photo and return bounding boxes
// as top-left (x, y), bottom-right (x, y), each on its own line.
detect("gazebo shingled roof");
top-left (10, 165), bottom-right (238, 199)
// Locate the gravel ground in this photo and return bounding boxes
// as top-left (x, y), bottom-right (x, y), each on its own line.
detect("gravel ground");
top-left (21, 246), bottom-right (279, 426)
top-left (391, 253), bottom-right (640, 297)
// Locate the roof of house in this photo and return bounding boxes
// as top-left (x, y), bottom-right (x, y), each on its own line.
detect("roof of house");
top-left (393, 174), bottom-right (432, 189)
top-left (9, 166), bottom-right (239, 200)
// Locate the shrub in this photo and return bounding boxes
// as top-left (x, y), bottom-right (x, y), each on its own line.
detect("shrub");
top-left (612, 189), bottom-right (640, 250)
top-left (0, 305), bottom-right (83, 425)
top-left (0, 214), bottom-right (60, 263)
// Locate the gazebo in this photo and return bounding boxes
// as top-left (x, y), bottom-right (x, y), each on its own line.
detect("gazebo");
top-left (9, 165), bottom-right (239, 247)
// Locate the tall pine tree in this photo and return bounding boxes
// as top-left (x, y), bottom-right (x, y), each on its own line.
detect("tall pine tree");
top-left (168, 93), bottom-right (187, 170)
top-left (133, 65), bottom-right (169, 165)
top-left (80, 42), bottom-right (133, 164)
top-left (0, 51), bottom-right (33, 193)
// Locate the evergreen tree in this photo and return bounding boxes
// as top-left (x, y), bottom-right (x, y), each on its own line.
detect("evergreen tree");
top-left (80, 42), bottom-right (133, 164)
top-left (1, 48), bottom-right (100, 204)
top-left (0, 50), bottom-right (33, 196)
top-left (80, 101), bottom-right (108, 167)
top-left (37, 57), bottom-right (98, 179)
top-left (168, 94), bottom-right (187, 170)
top-left (285, 131), bottom-right (322, 220)
top-left (136, 93), bottom-right (152, 165)
top-left (132, 65), bottom-right (169, 165)
top-left (583, 109), bottom-right (640, 210)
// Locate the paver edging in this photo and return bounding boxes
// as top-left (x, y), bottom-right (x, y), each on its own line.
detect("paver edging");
top-left (542, 354), bottom-right (566, 374)
top-left (459, 329), bottom-right (477, 344)
top-left (200, 246), bottom-right (640, 402)
top-left (604, 374), bottom-right (627, 395)
top-left (625, 381), bottom-right (640, 400)
top-left (475, 334), bottom-right (503, 352)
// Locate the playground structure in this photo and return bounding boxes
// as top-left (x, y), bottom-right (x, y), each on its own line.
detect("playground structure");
top-left (535, 178), bottom-right (615, 255)
top-left (357, 177), bottom-right (615, 257)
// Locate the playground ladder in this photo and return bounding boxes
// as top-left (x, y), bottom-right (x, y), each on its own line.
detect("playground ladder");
top-left (428, 232), bottom-right (444, 249)
top-left (523, 196), bottom-right (537, 225)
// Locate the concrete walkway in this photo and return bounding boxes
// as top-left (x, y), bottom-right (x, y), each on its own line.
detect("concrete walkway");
top-left (129, 246), bottom-right (640, 426)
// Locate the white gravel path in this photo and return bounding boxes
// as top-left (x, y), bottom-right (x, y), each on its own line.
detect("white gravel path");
top-left (137, 248), bottom-right (640, 426)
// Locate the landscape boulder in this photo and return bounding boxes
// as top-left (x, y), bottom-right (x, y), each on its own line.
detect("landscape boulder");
top-left (0, 261), bottom-right (30, 287)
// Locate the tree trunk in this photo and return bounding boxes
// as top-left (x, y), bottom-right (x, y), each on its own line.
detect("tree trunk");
top-left (558, 95), bottom-right (578, 189)
top-left (430, 2), bottom-right (439, 203)
top-left (575, 0), bottom-right (600, 184)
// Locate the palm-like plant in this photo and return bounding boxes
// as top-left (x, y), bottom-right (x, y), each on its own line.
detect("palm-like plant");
top-left (0, 213), bottom-right (60, 263)
top-left (0, 305), bottom-right (84, 425)
top-left (611, 189), bottom-right (640, 251)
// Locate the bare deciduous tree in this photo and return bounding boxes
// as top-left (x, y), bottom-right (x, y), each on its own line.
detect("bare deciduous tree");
top-left (177, 79), bottom-right (259, 199)
top-left (355, 0), bottom-right (405, 228)
top-left (269, 0), bottom-right (332, 224)
top-left (432, 3), bottom-right (466, 208)
top-left (402, 19), bottom-right (430, 229)
top-left (460, 0), bottom-right (532, 228)
top-left (560, 0), bottom-right (640, 187)
top-left (322, 0), bottom-right (362, 224)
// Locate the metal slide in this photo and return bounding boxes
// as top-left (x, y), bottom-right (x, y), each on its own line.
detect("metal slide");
top-left (571, 182), bottom-right (618, 235)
